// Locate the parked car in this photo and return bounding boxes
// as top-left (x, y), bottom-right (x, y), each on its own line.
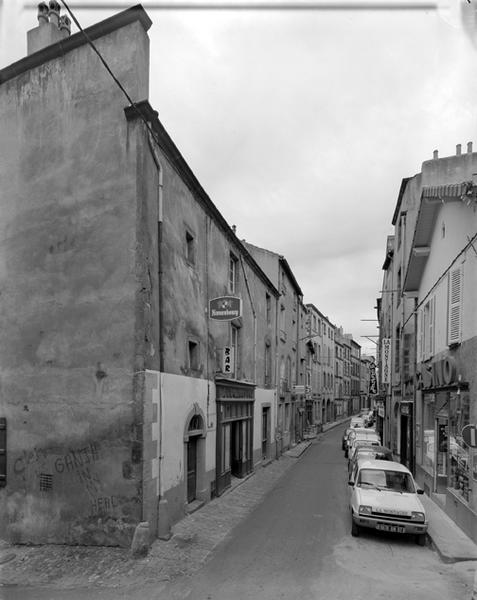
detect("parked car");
top-left (342, 428), bottom-right (353, 451)
top-left (363, 410), bottom-right (375, 427)
top-left (348, 434), bottom-right (381, 462)
top-left (345, 428), bottom-right (380, 458)
top-left (350, 417), bottom-right (365, 429)
top-left (348, 459), bottom-right (427, 545)
top-left (348, 445), bottom-right (393, 478)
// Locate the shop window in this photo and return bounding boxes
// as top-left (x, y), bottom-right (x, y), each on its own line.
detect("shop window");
top-left (449, 392), bottom-right (470, 502)
top-left (422, 395), bottom-right (435, 476)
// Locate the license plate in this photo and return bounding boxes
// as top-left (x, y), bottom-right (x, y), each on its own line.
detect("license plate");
top-left (376, 524), bottom-right (405, 533)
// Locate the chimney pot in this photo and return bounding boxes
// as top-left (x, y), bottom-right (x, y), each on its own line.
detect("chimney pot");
top-left (468, 142), bottom-right (473, 154)
top-left (48, 0), bottom-right (61, 27)
top-left (456, 144), bottom-right (462, 156)
top-left (59, 15), bottom-right (71, 35)
top-left (433, 150), bottom-right (439, 160)
top-left (38, 2), bottom-right (49, 25)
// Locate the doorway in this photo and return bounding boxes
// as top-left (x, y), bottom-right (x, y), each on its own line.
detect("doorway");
top-left (187, 436), bottom-right (199, 503)
top-left (230, 420), bottom-right (243, 477)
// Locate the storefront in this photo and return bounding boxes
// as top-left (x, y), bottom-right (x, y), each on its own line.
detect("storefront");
top-left (215, 379), bottom-right (255, 497)
top-left (375, 398), bottom-right (385, 445)
top-left (414, 351), bottom-right (476, 542)
top-left (400, 401), bottom-right (414, 473)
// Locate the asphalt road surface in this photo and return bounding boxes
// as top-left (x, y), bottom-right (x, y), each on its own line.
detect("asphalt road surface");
top-left (164, 425), bottom-right (475, 600)
top-left (3, 425), bottom-right (475, 600)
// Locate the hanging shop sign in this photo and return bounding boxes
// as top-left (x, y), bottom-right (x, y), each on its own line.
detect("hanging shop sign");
top-left (368, 359), bottom-right (377, 395)
top-left (209, 296), bottom-right (242, 321)
top-left (416, 355), bottom-right (458, 390)
top-left (381, 338), bottom-right (392, 385)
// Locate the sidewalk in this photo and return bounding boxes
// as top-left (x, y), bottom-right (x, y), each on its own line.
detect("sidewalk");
top-left (2, 416), bottom-right (475, 593)
top-left (420, 494), bottom-right (477, 563)
top-left (0, 431), bottom-right (331, 591)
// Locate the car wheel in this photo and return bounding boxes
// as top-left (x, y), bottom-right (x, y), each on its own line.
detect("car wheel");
top-left (351, 518), bottom-right (360, 537)
top-left (415, 534), bottom-right (426, 546)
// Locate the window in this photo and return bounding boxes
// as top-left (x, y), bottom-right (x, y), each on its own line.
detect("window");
top-left (394, 325), bottom-right (400, 373)
top-left (231, 325), bottom-right (240, 376)
top-left (185, 230), bottom-right (195, 265)
top-left (422, 298), bottom-right (435, 360)
top-left (188, 340), bottom-right (200, 370)
top-left (448, 266), bottom-right (462, 345)
top-left (266, 293), bottom-right (271, 325)
top-left (279, 304), bottom-right (286, 340)
top-left (397, 268), bottom-right (402, 304)
top-left (264, 342), bottom-right (271, 387)
top-left (229, 253), bottom-right (238, 293)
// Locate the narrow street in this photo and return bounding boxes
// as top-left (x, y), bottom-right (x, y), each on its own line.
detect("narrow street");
top-left (163, 425), bottom-right (474, 600)
top-left (2, 425), bottom-right (475, 600)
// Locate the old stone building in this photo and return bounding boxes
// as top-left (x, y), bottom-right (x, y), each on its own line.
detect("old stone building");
top-left (242, 243), bottom-right (303, 451)
top-left (378, 144), bottom-right (477, 543)
top-left (0, 4), bottom-right (279, 546)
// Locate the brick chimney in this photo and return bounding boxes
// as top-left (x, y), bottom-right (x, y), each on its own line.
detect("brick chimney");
top-left (27, 1), bottom-right (71, 55)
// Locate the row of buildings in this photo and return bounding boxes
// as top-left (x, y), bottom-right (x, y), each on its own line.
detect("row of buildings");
top-left (0, 4), bottom-right (374, 547)
top-left (376, 144), bottom-right (477, 543)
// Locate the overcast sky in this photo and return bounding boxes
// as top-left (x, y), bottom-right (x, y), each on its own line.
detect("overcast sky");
top-left (2, 1), bottom-right (477, 356)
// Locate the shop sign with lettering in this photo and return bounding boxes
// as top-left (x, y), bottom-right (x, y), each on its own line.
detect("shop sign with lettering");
top-left (381, 338), bottom-right (391, 384)
top-left (416, 356), bottom-right (458, 390)
top-left (222, 346), bottom-right (235, 374)
top-left (369, 359), bottom-right (377, 395)
top-left (209, 296), bottom-right (242, 321)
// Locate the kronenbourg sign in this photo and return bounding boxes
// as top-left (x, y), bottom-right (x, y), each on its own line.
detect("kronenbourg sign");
top-left (381, 338), bottom-right (392, 385)
top-left (209, 296), bottom-right (242, 321)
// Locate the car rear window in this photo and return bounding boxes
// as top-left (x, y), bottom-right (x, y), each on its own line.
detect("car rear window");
top-left (356, 451), bottom-right (391, 461)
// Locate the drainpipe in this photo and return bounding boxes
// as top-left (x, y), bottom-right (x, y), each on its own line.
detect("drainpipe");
top-left (146, 131), bottom-right (170, 539)
top-left (412, 297), bottom-right (418, 476)
top-left (239, 255), bottom-right (257, 383)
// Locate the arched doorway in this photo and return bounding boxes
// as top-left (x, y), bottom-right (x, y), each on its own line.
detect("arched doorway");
top-left (184, 410), bottom-right (206, 505)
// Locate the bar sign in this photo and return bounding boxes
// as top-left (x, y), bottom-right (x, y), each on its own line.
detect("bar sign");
top-left (222, 346), bottom-right (235, 375)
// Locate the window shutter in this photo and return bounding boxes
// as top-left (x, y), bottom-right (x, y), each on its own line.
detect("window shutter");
top-left (448, 266), bottom-right (463, 345)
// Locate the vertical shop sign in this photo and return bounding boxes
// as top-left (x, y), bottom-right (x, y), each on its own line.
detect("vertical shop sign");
top-left (222, 346), bottom-right (235, 375)
top-left (369, 358), bottom-right (377, 395)
top-left (381, 338), bottom-right (391, 384)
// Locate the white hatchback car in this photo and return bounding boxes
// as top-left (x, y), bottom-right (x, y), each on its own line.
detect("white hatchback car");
top-left (348, 459), bottom-right (428, 545)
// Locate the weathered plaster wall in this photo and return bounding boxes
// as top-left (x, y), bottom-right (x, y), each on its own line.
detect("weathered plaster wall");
top-left (0, 19), bottom-right (150, 545)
